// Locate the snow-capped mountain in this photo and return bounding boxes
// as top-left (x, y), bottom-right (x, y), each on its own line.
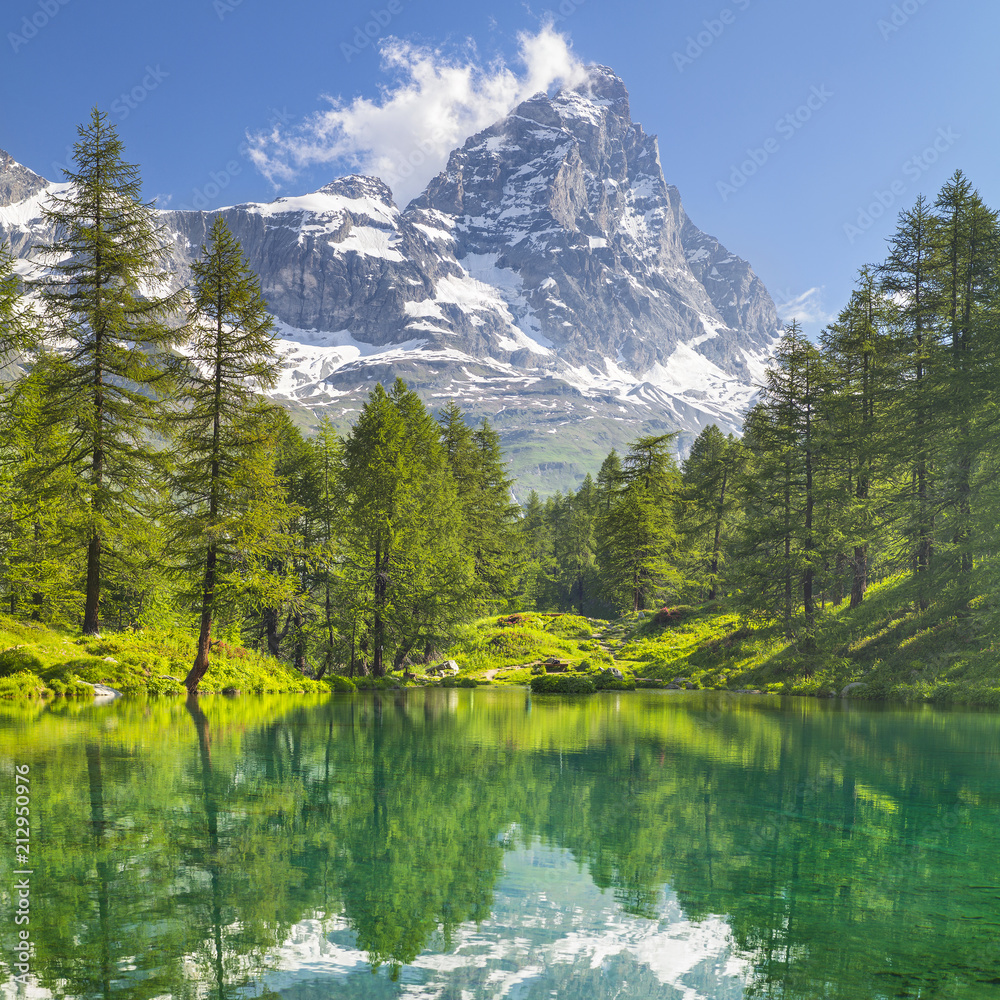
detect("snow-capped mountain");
top-left (0, 67), bottom-right (779, 495)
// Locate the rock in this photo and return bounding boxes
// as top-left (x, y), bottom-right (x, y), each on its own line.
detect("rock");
top-left (429, 660), bottom-right (460, 676)
top-left (666, 683), bottom-right (681, 690)
top-left (600, 667), bottom-right (624, 680)
top-left (840, 682), bottom-right (868, 697)
top-left (102, 656), bottom-right (118, 664)
top-left (683, 682), bottom-right (697, 690)
top-left (75, 680), bottom-right (123, 701)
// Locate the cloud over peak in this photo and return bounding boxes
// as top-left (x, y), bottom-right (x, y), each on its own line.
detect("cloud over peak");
top-left (246, 26), bottom-right (588, 207)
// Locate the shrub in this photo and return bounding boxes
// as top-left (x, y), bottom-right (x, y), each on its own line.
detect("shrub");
top-left (354, 675), bottom-right (404, 690)
top-left (543, 615), bottom-right (594, 639)
top-left (439, 676), bottom-right (478, 688)
top-left (595, 677), bottom-right (635, 691)
top-left (594, 673), bottom-right (635, 691)
top-left (651, 605), bottom-right (694, 627)
top-left (0, 647), bottom-right (47, 675)
top-left (488, 628), bottom-right (541, 658)
top-left (530, 674), bottom-right (596, 694)
top-left (325, 674), bottom-right (357, 692)
top-left (0, 670), bottom-right (48, 699)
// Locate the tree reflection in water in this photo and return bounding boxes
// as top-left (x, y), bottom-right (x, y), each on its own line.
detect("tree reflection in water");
top-left (2, 690), bottom-right (999, 999)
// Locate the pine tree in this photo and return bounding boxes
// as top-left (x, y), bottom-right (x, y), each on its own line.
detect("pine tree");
top-left (338, 381), bottom-right (472, 675)
top-left (820, 269), bottom-right (898, 607)
top-left (30, 108), bottom-right (183, 634)
top-left (879, 195), bottom-right (941, 609)
top-left (439, 401), bottom-right (521, 609)
top-left (735, 324), bottom-right (827, 639)
top-left (308, 416), bottom-right (345, 677)
top-left (931, 172), bottom-right (1000, 599)
top-left (517, 490), bottom-right (552, 610)
top-left (0, 357), bottom-right (86, 623)
top-left (596, 435), bottom-right (681, 613)
top-left (166, 216), bottom-right (286, 694)
top-left (680, 425), bottom-right (744, 601)
top-left (552, 475), bottom-right (599, 614)
top-left (0, 241), bottom-right (38, 366)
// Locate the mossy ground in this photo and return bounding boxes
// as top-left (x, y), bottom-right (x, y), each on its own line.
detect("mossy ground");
top-left (0, 615), bottom-right (333, 698)
top-left (443, 575), bottom-right (1000, 705)
top-left (3, 574), bottom-right (998, 702)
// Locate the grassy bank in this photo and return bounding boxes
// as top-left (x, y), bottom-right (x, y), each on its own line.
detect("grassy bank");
top-left (441, 574), bottom-right (1000, 706)
top-left (2, 573), bottom-right (998, 704)
top-left (0, 616), bottom-right (330, 698)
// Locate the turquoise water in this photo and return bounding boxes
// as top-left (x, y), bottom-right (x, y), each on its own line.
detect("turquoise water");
top-left (3, 688), bottom-right (1000, 998)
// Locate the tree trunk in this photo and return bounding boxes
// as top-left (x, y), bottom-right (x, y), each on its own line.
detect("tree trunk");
top-left (83, 532), bottom-right (102, 634)
top-left (708, 468), bottom-right (728, 602)
top-left (850, 544), bottom-right (867, 609)
top-left (373, 539), bottom-right (387, 676)
top-left (293, 609), bottom-right (307, 674)
top-left (184, 544), bottom-right (216, 695)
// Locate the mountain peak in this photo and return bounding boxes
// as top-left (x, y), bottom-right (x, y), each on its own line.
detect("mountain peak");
top-left (575, 64), bottom-right (631, 105)
top-left (318, 173), bottom-right (396, 208)
top-left (0, 150), bottom-right (48, 208)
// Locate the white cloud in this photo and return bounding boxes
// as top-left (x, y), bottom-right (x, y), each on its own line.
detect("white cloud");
top-left (774, 286), bottom-right (836, 328)
top-left (246, 26), bottom-right (588, 207)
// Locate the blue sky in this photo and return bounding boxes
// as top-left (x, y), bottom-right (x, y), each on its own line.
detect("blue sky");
top-left (2, 0), bottom-right (996, 335)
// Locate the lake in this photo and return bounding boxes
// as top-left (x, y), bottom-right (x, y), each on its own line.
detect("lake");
top-left (3, 688), bottom-right (1000, 999)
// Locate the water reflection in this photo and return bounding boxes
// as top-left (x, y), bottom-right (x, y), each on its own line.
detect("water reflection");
top-left (2, 690), bottom-right (1000, 998)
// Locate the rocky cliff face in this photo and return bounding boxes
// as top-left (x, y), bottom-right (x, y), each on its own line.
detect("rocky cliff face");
top-left (0, 66), bottom-right (779, 495)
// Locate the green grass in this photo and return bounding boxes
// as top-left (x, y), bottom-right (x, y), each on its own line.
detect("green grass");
top-left (4, 571), bottom-right (999, 703)
top-left (0, 614), bottom-right (344, 698)
top-left (446, 574), bottom-right (1000, 705)
top-left (443, 612), bottom-right (611, 678)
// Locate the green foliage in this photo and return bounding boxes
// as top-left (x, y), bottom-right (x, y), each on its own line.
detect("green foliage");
top-left (324, 673), bottom-right (357, 692)
top-left (530, 673), bottom-right (596, 694)
top-left (597, 435), bottom-right (683, 614)
top-left (354, 675), bottom-right (407, 690)
top-left (593, 673), bottom-right (636, 691)
top-left (29, 107), bottom-right (184, 634)
top-left (542, 615), bottom-right (594, 639)
top-left (0, 669), bottom-right (47, 698)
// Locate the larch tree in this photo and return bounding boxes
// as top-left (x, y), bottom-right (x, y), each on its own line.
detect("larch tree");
top-left (878, 195), bottom-right (941, 609)
top-left (931, 172), bottom-right (1000, 599)
top-left (680, 425), bottom-right (744, 601)
top-left (167, 216), bottom-right (286, 695)
top-left (597, 434), bottom-right (681, 613)
top-left (820, 269), bottom-right (897, 608)
top-left (338, 380), bottom-right (472, 675)
top-left (30, 108), bottom-right (183, 634)
top-left (439, 401), bottom-right (521, 610)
